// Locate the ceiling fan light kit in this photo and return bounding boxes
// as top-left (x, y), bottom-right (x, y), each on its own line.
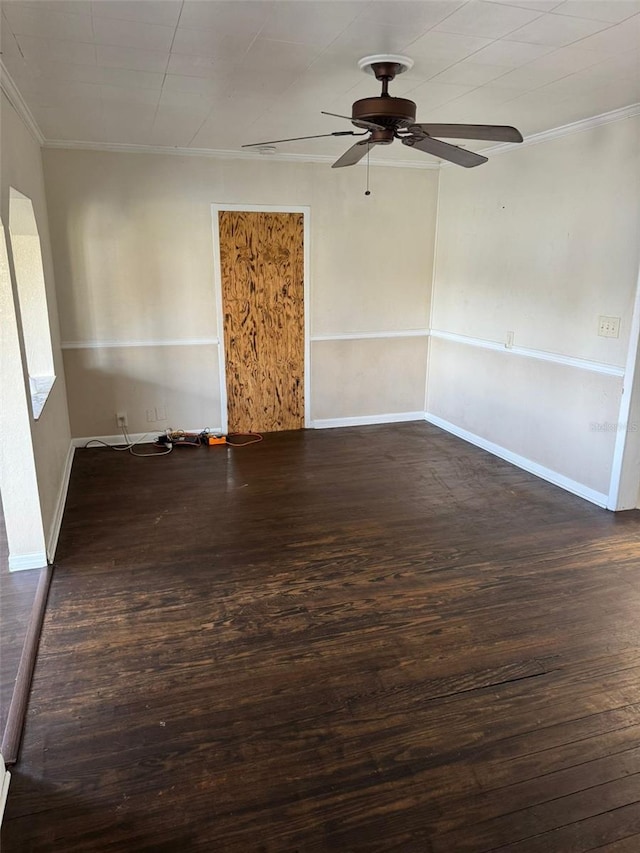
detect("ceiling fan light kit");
top-left (243, 55), bottom-right (523, 169)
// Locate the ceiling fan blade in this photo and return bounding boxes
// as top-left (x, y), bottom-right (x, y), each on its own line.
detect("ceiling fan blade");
top-left (402, 135), bottom-right (488, 168)
top-left (321, 111), bottom-right (386, 132)
top-left (332, 140), bottom-right (376, 169)
top-left (411, 123), bottom-right (523, 143)
top-left (242, 130), bottom-right (365, 148)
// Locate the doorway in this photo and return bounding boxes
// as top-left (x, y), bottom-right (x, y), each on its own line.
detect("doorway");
top-left (212, 205), bottom-right (310, 433)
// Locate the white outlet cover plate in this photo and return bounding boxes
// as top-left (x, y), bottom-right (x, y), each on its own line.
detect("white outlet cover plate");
top-left (598, 316), bottom-right (620, 338)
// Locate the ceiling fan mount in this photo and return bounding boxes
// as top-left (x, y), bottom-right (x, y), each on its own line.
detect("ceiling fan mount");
top-left (243, 54), bottom-right (524, 169)
top-left (357, 54), bottom-right (415, 79)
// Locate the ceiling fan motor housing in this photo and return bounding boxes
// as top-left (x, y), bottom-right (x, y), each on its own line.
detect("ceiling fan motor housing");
top-left (352, 96), bottom-right (417, 132)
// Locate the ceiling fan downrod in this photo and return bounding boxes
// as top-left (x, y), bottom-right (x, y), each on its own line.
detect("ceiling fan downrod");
top-left (371, 60), bottom-right (402, 97)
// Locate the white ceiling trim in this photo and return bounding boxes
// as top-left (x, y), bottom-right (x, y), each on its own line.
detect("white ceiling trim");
top-left (43, 101), bottom-right (640, 169)
top-left (0, 59), bottom-right (45, 146)
top-left (473, 102), bottom-right (640, 161)
top-left (1, 59), bottom-right (638, 171)
top-left (41, 138), bottom-right (440, 170)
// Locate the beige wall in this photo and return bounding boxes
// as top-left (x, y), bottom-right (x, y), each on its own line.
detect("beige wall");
top-left (63, 344), bottom-right (221, 437)
top-left (37, 116), bottom-right (640, 509)
top-left (311, 337), bottom-right (428, 422)
top-left (0, 91), bottom-right (71, 565)
top-left (429, 116), bottom-right (640, 502)
top-left (42, 149), bottom-right (438, 436)
top-left (428, 337), bottom-right (621, 495)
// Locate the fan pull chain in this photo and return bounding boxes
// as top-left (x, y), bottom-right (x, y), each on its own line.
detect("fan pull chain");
top-left (365, 142), bottom-right (371, 196)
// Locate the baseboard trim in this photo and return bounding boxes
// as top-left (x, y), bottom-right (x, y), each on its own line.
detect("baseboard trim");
top-left (2, 565), bottom-right (53, 765)
top-left (46, 443), bottom-right (74, 563)
top-left (312, 412), bottom-right (425, 429)
top-left (0, 760), bottom-right (10, 827)
top-left (71, 426), bottom-right (224, 448)
top-left (72, 429), bottom-right (224, 448)
top-left (72, 432), bottom-right (158, 448)
top-left (425, 413), bottom-right (609, 509)
top-left (8, 552), bottom-right (48, 572)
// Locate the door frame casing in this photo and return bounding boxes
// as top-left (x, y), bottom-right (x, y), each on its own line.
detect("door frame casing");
top-left (211, 203), bottom-right (311, 433)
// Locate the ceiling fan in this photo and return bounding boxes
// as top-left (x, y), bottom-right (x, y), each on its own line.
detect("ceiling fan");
top-left (243, 55), bottom-right (523, 168)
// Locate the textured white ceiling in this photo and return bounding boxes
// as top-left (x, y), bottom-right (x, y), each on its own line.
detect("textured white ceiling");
top-left (1, 0), bottom-right (639, 165)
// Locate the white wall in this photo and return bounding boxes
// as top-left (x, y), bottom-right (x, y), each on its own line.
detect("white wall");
top-left (0, 216), bottom-right (45, 564)
top-left (9, 191), bottom-right (56, 380)
top-left (42, 149), bottom-right (438, 437)
top-left (0, 91), bottom-right (72, 566)
top-left (614, 308), bottom-right (640, 510)
top-left (0, 754), bottom-right (10, 825)
top-left (428, 115), bottom-right (640, 504)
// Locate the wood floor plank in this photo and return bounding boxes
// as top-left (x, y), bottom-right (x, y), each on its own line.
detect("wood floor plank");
top-left (431, 774), bottom-right (640, 852)
top-left (3, 423), bottom-right (640, 852)
top-left (0, 501), bottom-right (42, 739)
top-left (490, 800), bottom-right (640, 853)
top-left (434, 745), bottom-right (640, 836)
top-left (589, 835), bottom-right (640, 851)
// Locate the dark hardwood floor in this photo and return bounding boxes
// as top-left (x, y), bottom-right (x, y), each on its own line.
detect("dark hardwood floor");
top-left (0, 500), bottom-right (42, 738)
top-left (3, 422), bottom-right (640, 852)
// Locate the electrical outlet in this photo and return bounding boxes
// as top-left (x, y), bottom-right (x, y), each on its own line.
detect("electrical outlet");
top-left (155, 406), bottom-right (167, 421)
top-left (598, 316), bottom-right (620, 338)
top-left (146, 409), bottom-right (156, 423)
top-left (505, 331), bottom-right (514, 349)
top-left (116, 411), bottom-right (128, 428)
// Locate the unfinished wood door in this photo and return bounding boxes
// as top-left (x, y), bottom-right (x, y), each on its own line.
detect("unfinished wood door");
top-left (219, 211), bottom-right (304, 433)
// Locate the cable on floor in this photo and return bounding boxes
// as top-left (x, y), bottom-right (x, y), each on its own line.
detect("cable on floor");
top-left (84, 427), bottom-right (173, 457)
top-left (84, 428), bottom-right (264, 457)
top-left (225, 432), bottom-right (263, 447)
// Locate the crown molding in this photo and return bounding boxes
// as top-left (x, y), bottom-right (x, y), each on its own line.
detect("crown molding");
top-left (42, 138), bottom-right (440, 169)
top-left (0, 59), bottom-right (44, 146)
top-left (3, 46), bottom-right (637, 171)
top-left (42, 101), bottom-right (640, 168)
top-left (451, 102), bottom-right (640, 166)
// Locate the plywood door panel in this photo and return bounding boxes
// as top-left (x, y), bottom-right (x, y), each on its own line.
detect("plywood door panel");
top-left (219, 211), bottom-right (304, 433)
